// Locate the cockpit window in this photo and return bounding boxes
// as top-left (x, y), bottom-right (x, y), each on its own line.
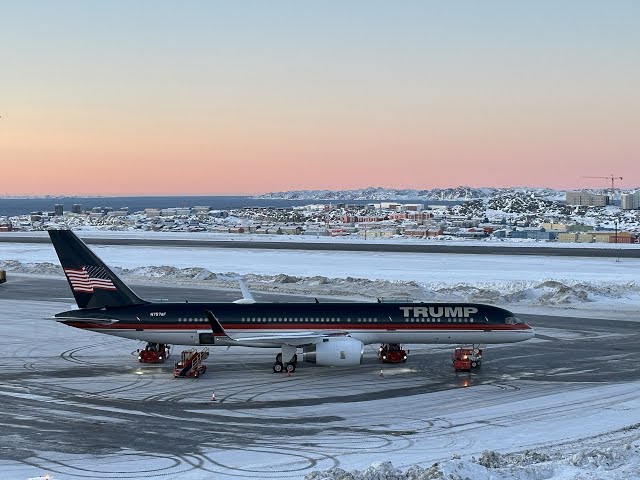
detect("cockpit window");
top-left (505, 316), bottom-right (523, 324)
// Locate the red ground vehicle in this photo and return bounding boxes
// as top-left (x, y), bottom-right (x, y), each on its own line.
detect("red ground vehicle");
top-left (174, 349), bottom-right (209, 378)
top-left (453, 346), bottom-right (482, 372)
top-left (138, 343), bottom-right (171, 363)
top-left (378, 344), bottom-right (407, 363)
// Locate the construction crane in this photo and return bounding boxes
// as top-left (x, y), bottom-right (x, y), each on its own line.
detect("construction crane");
top-left (583, 175), bottom-right (623, 198)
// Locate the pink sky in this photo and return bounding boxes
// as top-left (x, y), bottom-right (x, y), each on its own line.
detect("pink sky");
top-left (1, 2), bottom-right (638, 195)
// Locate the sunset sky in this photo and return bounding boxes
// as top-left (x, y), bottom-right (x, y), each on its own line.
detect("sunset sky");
top-left (1, 1), bottom-right (638, 195)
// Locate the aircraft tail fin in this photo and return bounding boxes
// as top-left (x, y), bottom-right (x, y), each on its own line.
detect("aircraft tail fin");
top-left (48, 230), bottom-right (147, 309)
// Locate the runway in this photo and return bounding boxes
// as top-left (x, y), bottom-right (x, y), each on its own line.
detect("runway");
top-left (2, 275), bottom-right (640, 479)
top-left (2, 233), bottom-right (639, 257)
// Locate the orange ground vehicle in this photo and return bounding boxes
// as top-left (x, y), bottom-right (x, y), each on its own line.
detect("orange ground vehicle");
top-left (453, 346), bottom-right (482, 372)
top-left (378, 344), bottom-right (407, 363)
top-left (138, 343), bottom-right (171, 363)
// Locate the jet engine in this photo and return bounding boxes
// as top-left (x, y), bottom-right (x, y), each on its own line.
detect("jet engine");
top-left (303, 337), bottom-right (364, 366)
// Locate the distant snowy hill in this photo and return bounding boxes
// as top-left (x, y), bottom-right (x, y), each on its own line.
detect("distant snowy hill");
top-left (256, 187), bottom-right (568, 201)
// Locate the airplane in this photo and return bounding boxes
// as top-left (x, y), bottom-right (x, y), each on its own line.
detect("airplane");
top-left (49, 229), bottom-right (535, 373)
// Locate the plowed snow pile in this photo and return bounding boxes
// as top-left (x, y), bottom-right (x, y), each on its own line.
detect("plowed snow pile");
top-left (306, 445), bottom-right (640, 480)
top-left (3, 260), bottom-right (639, 309)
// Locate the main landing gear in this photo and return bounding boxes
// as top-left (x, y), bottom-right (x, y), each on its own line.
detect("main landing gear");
top-left (273, 352), bottom-right (298, 373)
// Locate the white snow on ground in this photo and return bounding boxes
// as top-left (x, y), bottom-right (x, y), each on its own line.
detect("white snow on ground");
top-left (3, 241), bottom-right (640, 479)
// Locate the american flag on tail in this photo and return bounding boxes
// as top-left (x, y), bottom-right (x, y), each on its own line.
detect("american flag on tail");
top-left (63, 266), bottom-right (116, 293)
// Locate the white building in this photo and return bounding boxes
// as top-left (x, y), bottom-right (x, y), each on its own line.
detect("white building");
top-left (621, 191), bottom-right (640, 210)
top-left (565, 191), bottom-right (610, 206)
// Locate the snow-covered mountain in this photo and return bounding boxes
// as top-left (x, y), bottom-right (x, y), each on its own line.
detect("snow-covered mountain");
top-left (256, 187), bottom-right (570, 201)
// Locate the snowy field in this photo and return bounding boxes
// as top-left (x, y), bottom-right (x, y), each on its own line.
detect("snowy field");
top-left (2, 241), bottom-right (640, 479)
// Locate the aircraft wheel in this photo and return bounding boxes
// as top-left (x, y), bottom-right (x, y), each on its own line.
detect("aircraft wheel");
top-left (291, 354), bottom-right (298, 364)
top-left (273, 362), bottom-right (284, 373)
top-left (276, 353), bottom-right (282, 363)
top-left (285, 363), bottom-right (296, 373)
top-left (471, 361), bottom-right (478, 368)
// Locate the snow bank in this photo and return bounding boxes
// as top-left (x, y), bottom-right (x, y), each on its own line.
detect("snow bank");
top-left (0, 260), bottom-right (632, 302)
top-left (3, 260), bottom-right (640, 310)
top-left (305, 444), bottom-right (640, 480)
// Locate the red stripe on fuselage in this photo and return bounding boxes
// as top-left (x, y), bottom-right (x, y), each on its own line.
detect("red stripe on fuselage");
top-left (62, 321), bottom-right (531, 331)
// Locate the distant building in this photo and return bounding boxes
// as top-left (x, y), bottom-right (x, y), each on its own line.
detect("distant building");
top-left (621, 191), bottom-right (640, 210)
top-left (54, 204), bottom-right (64, 216)
top-left (565, 192), bottom-right (610, 206)
top-left (558, 231), bottom-right (634, 243)
top-left (509, 228), bottom-right (556, 241)
top-left (542, 222), bottom-right (569, 232)
top-left (403, 203), bottom-right (424, 212)
top-left (192, 206), bottom-right (211, 214)
top-left (72, 204), bottom-right (83, 214)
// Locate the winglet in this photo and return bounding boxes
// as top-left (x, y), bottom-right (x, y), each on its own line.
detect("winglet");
top-left (232, 277), bottom-right (256, 304)
top-left (206, 310), bottom-right (230, 337)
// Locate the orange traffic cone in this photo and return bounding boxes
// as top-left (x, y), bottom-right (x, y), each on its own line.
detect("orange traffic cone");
top-left (211, 391), bottom-right (217, 402)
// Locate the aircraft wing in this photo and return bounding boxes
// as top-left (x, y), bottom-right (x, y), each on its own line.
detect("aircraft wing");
top-left (225, 332), bottom-right (345, 347)
top-left (206, 310), bottom-right (347, 346)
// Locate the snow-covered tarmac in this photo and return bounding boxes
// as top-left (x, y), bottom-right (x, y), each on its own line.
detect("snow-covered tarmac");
top-left (2, 241), bottom-right (640, 479)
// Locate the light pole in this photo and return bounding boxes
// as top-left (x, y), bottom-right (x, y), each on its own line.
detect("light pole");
top-left (614, 220), bottom-right (618, 244)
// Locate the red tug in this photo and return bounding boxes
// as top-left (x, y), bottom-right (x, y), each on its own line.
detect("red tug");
top-left (138, 343), bottom-right (171, 363)
top-left (453, 346), bottom-right (483, 372)
top-left (378, 343), bottom-right (407, 363)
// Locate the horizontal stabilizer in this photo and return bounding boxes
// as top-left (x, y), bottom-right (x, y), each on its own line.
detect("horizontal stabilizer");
top-left (53, 316), bottom-right (119, 326)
